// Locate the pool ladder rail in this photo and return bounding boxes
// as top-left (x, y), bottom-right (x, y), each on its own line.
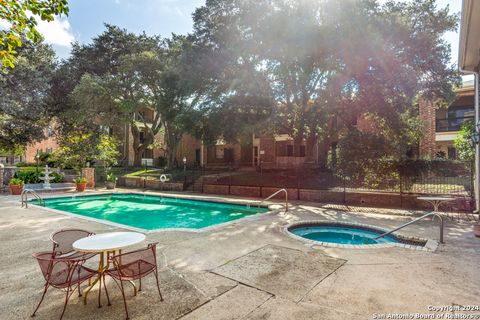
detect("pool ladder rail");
top-left (21, 189), bottom-right (45, 208)
top-left (258, 188), bottom-right (288, 213)
top-left (373, 211), bottom-right (444, 244)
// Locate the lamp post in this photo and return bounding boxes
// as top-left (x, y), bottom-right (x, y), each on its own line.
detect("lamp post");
top-left (183, 157), bottom-right (187, 186)
top-left (35, 150), bottom-right (40, 173)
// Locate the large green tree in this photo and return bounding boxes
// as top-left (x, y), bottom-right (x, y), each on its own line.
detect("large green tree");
top-left (191, 0), bottom-right (460, 167)
top-left (0, 0), bottom-right (68, 69)
top-left (71, 34), bottom-right (211, 167)
top-left (0, 40), bottom-right (56, 150)
top-left (47, 25), bottom-right (161, 164)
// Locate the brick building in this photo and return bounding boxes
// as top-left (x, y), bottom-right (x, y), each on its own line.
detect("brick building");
top-left (419, 80), bottom-right (475, 159)
top-left (25, 124), bottom-right (59, 163)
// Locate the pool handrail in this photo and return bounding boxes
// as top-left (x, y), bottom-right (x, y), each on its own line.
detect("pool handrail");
top-left (258, 188), bottom-right (288, 212)
top-left (373, 211), bottom-right (444, 244)
top-left (21, 188), bottom-right (45, 208)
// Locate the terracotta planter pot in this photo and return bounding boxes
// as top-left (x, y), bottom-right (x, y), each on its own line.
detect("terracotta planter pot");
top-left (10, 184), bottom-right (23, 195)
top-left (76, 182), bottom-right (87, 192)
top-left (474, 224), bottom-right (480, 238)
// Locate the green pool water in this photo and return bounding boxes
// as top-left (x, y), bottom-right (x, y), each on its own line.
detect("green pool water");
top-left (34, 194), bottom-right (267, 230)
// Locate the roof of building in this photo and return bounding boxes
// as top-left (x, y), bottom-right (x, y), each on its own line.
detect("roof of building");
top-left (459, 0), bottom-right (480, 72)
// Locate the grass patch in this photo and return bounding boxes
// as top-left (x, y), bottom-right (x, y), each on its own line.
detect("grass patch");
top-left (125, 169), bottom-right (163, 177)
top-left (17, 166), bottom-right (39, 171)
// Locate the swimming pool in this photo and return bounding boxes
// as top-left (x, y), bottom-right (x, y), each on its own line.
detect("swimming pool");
top-left (33, 194), bottom-right (268, 231)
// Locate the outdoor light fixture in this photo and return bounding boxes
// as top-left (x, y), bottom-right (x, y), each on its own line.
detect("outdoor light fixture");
top-left (471, 122), bottom-right (480, 145)
top-left (183, 156), bottom-right (187, 173)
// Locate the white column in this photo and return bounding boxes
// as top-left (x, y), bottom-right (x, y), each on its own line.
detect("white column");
top-left (475, 73), bottom-right (479, 212)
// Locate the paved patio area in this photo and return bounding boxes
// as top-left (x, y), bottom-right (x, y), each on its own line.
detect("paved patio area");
top-left (0, 189), bottom-right (479, 320)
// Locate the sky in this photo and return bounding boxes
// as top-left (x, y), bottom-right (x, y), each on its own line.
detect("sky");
top-left (20, 0), bottom-right (471, 80)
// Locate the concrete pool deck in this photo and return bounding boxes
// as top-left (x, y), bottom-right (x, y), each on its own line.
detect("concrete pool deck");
top-left (0, 189), bottom-right (479, 319)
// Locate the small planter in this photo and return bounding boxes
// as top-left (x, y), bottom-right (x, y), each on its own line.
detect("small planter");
top-left (474, 224), bottom-right (480, 238)
top-left (10, 184), bottom-right (23, 195)
top-left (76, 182), bottom-right (87, 192)
top-left (106, 181), bottom-right (116, 190)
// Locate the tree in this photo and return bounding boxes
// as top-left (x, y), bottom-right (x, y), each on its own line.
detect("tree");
top-left (51, 131), bottom-right (98, 174)
top-left (0, 0), bottom-right (68, 69)
top-left (49, 25), bottom-right (163, 165)
top-left (53, 131), bottom-right (121, 179)
top-left (191, 0), bottom-right (460, 168)
top-left (69, 31), bottom-right (217, 167)
top-left (454, 120), bottom-right (475, 162)
top-left (0, 40), bottom-right (55, 149)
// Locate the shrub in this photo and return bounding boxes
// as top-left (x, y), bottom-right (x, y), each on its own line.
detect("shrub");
top-left (9, 178), bottom-right (24, 185)
top-left (74, 177), bottom-right (87, 183)
top-left (106, 171), bottom-right (117, 183)
top-left (49, 172), bottom-right (64, 183)
top-left (15, 162), bottom-right (37, 167)
top-left (14, 170), bottom-right (41, 184)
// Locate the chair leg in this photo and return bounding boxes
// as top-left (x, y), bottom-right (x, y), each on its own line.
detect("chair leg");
top-left (119, 280), bottom-right (130, 320)
top-left (59, 285), bottom-right (71, 320)
top-left (153, 269), bottom-right (163, 301)
top-left (138, 261), bottom-right (142, 292)
top-left (77, 269), bottom-right (82, 297)
top-left (31, 283), bottom-right (49, 317)
top-left (103, 274), bottom-right (111, 306)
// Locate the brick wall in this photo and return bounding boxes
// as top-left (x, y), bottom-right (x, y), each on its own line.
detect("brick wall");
top-left (418, 98), bottom-right (437, 158)
top-left (81, 167), bottom-right (95, 187)
top-left (25, 135), bottom-right (59, 163)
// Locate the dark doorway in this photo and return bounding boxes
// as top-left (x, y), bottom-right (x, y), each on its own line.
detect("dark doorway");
top-left (195, 148), bottom-right (201, 165)
top-left (224, 148), bottom-right (234, 164)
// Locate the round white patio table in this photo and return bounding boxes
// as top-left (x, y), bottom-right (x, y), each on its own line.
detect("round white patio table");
top-left (73, 232), bottom-right (146, 306)
top-left (417, 196), bottom-right (455, 221)
top-left (417, 196), bottom-right (454, 212)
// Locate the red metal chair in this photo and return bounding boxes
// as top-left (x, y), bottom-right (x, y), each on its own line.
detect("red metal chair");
top-left (31, 251), bottom-right (97, 319)
top-left (50, 229), bottom-right (97, 260)
top-left (104, 243), bottom-right (163, 320)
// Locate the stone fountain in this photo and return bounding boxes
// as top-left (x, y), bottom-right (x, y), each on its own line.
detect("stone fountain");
top-left (39, 165), bottom-right (54, 189)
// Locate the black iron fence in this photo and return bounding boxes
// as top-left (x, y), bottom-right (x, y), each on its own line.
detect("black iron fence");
top-left (93, 159), bottom-right (473, 198)
top-left (202, 160), bottom-right (473, 197)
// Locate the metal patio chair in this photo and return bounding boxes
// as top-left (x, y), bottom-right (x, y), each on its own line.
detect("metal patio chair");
top-left (50, 229), bottom-right (97, 260)
top-left (31, 251), bottom-right (98, 319)
top-left (104, 243), bottom-right (163, 320)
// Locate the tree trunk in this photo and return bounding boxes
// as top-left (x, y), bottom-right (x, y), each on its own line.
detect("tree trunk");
top-left (131, 124), bottom-right (152, 167)
top-left (317, 137), bottom-right (331, 170)
top-left (164, 126), bottom-right (182, 169)
top-left (305, 134), bottom-right (317, 163)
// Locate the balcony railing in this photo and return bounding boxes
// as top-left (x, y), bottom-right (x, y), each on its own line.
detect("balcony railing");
top-left (435, 116), bottom-right (474, 132)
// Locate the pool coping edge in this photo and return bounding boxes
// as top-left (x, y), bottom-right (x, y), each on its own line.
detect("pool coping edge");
top-left (283, 220), bottom-right (438, 252)
top-left (26, 191), bottom-right (278, 234)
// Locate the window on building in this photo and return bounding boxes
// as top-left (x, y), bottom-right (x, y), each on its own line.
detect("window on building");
top-left (447, 147), bottom-right (457, 160)
top-left (216, 146), bottom-right (224, 159)
top-left (46, 148), bottom-right (53, 153)
top-left (299, 145), bottom-right (306, 157)
top-left (286, 145), bottom-right (294, 157)
top-left (447, 106), bottom-right (475, 131)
